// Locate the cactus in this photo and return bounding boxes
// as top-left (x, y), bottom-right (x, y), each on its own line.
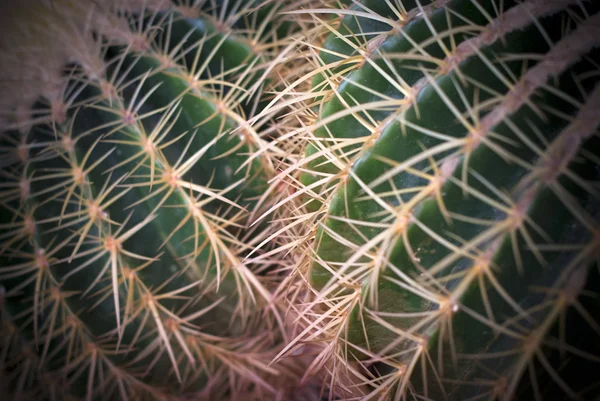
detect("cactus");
top-left (257, 0), bottom-right (600, 400)
top-left (3, 0), bottom-right (600, 400)
top-left (0, 0), bottom-right (313, 400)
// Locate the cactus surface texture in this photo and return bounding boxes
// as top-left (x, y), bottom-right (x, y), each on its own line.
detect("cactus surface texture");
top-left (1, 0), bottom-right (600, 401)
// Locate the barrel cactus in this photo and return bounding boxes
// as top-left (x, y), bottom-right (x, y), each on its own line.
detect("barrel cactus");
top-left (256, 0), bottom-right (600, 400)
top-left (0, 0), bottom-right (315, 400)
top-left (2, 0), bottom-right (600, 400)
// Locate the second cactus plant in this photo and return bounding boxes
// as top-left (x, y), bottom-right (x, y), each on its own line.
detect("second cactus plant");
top-left (259, 0), bottom-right (600, 400)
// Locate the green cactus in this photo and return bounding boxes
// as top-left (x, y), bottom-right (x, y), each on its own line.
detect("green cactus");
top-left (258, 0), bottom-right (600, 400)
top-left (0, 1), bottom-right (309, 400)
top-left (3, 0), bottom-right (600, 400)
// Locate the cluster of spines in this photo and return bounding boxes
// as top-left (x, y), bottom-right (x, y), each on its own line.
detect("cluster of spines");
top-left (0, 0), bottom-right (316, 400)
top-left (255, 0), bottom-right (600, 400)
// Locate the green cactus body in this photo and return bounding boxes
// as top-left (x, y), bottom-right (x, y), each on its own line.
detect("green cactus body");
top-left (281, 0), bottom-right (600, 399)
top-left (3, 0), bottom-right (600, 400)
top-left (0, 1), bottom-right (296, 400)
